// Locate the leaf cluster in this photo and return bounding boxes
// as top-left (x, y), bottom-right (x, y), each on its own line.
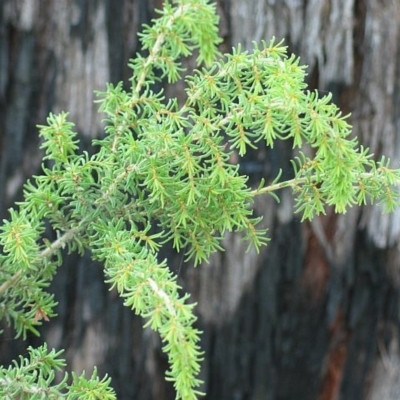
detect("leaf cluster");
top-left (0, 344), bottom-right (115, 399)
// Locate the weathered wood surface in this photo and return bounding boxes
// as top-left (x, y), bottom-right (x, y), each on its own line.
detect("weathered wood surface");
top-left (1, 0), bottom-right (400, 399)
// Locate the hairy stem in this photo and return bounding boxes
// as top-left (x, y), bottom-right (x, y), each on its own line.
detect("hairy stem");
top-left (133, 4), bottom-right (190, 95)
top-left (251, 176), bottom-right (309, 197)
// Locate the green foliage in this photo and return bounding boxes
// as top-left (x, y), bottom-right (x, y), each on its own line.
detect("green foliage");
top-left (0, 344), bottom-right (115, 399)
top-left (0, 0), bottom-right (399, 398)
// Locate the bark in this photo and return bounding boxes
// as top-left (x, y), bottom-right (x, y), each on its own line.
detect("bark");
top-left (1, 0), bottom-right (400, 399)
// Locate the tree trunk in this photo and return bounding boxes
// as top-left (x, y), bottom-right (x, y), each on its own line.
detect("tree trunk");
top-left (1, 1), bottom-right (400, 399)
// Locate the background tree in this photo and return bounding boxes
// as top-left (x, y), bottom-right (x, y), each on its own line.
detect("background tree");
top-left (1, 1), bottom-right (400, 399)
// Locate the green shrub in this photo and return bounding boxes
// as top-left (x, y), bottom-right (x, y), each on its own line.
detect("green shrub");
top-left (0, 0), bottom-right (398, 398)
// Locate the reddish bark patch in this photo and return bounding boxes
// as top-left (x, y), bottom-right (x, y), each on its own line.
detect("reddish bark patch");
top-left (301, 223), bottom-right (330, 304)
top-left (320, 311), bottom-right (350, 400)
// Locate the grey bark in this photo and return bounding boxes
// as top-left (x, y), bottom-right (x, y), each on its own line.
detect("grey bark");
top-left (1, 0), bottom-right (400, 399)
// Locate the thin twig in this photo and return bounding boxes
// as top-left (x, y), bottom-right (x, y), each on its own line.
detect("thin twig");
top-left (0, 226), bottom-right (82, 297)
top-left (251, 176), bottom-right (308, 196)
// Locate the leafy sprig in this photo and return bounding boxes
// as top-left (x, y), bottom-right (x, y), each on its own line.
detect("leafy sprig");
top-left (0, 344), bottom-right (115, 399)
top-left (0, 0), bottom-right (399, 399)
